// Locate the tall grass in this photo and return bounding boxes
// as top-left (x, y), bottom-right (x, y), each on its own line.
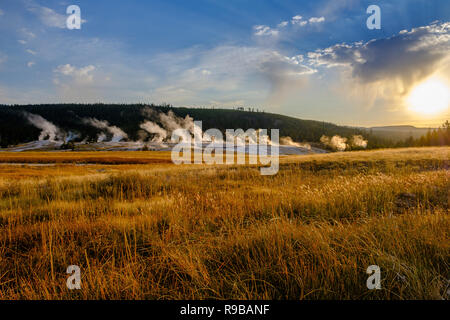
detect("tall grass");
top-left (0, 147), bottom-right (448, 299)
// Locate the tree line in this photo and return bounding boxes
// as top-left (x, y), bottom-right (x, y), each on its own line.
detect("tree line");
top-left (400, 121), bottom-right (450, 147)
top-left (0, 104), bottom-right (448, 150)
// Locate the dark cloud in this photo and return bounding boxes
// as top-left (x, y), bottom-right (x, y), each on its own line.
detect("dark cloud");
top-left (308, 22), bottom-right (450, 94)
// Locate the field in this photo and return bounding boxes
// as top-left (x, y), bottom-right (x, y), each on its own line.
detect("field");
top-left (0, 147), bottom-right (448, 299)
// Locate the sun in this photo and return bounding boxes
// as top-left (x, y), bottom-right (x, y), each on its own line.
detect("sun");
top-left (407, 77), bottom-right (449, 115)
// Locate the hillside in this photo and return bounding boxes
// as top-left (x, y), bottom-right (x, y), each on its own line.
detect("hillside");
top-left (365, 125), bottom-right (435, 142)
top-left (0, 104), bottom-right (364, 147)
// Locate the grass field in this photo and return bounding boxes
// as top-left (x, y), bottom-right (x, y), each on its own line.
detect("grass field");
top-left (0, 147), bottom-right (448, 299)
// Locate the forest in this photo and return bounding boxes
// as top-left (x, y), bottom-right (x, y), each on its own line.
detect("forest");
top-left (0, 104), bottom-right (448, 149)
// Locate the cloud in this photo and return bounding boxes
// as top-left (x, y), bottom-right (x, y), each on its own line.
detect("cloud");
top-left (253, 25), bottom-right (279, 37)
top-left (149, 46), bottom-right (316, 107)
top-left (54, 64), bottom-right (96, 84)
top-left (291, 15), bottom-right (302, 23)
top-left (291, 15), bottom-right (307, 26)
top-left (318, 0), bottom-right (359, 18)
top-left (18, 40), bottom-right (27, 45)
top-left (26, 2), bottom-right (67, 29)
top-left (253, 14), bottom-right (326, 40)
top-left (26, 49), bottom-right (37, 55)
top-left (21, 28), bottom-right (36, 39)
top-left (6, 32), bottom-right (155, 103)
top-left (258, 53), bottom-right (315, 105)
top-left (308, 21), bottom-right (450, 103)
top-left (0, 7), bottom-right (314, 108)
top-left (292, 15), bottom-right (326, 27)
top-left (0, 9), bottom-right (4, 16)
top-left (52, 64), bottom-right (101, 101)
top-left (254, 14), bottom-right (323, 39)
top-left (309, 16), bottom-right (325, 23)
top-left (25, 1), bottom-right (87, 29)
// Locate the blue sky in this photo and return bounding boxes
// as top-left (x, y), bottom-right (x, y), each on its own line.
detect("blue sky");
top-left (0, 0), bottom-right (449, 126)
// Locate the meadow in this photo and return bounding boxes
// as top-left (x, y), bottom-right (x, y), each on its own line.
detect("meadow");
top-left (0, 147), bottom-right (448, 299)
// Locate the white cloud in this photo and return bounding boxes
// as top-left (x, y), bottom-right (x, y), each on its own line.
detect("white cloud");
top-left (18, 40), bottom-right (27, 45)
top-left (253, 25), bottom-right (279, 37)
top-left (149, 45), bottom-right (316, 106)
top-left (27, 61), bottom-right (35, 67)
top-left (2, 12), bottom-right (317, 107)
top-left (21, 28), bottom-right (36, 39)
top-left (26, 3), bottom-right (67, 29)
top-left (26, 49), bottom-right (37, 55)
top-left (291, 15), bottom-right (307, 26)
top-left (26, 1), bottom-right (86, 29)
top-left (254, 14), bottom-right (324, 39)
top-left (51, 64), bottom-right (102, 102)
top-left (0, 9), bottom-right (4, 16)
top-left (55, 64), bottom-right (76, 75)
top-left (309, 16), bottom-right (325, 23)
top-left (54, 64), bottom-right (96, 83)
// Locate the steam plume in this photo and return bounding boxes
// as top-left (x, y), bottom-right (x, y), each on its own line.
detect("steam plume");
top-left (139, 108), bottom-right (197, 143)
top-left (140, 121), bottom-right (167, 143)
top-left (280, 136), bottom-right (311, 150)
top-left (82, 118), bottom-right (128, 142)
top-left (23, 112), bottom-right (62, 142)
top-left (350, 135), bottom-right (368, 148)
top-left (65, 131), bottom-right (79, 143)
top-left (320, 135), bottom-right (368, 151)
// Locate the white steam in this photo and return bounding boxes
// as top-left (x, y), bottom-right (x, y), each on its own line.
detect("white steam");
top-left (320, 134), bottom-right (368, 151)
top-left (350, 135), bottom-right (368, 149)
top-left (97, 132), bottom-right (107, 143)
top-left (65, 131), bottom-right (79, 142)
top-left (23, 112), bottom-right (62, 142)
top-left (280, 136), bottom-right (311, 150)
top-left (140, 121), bottom-right (167, 143)
top-left (82, 117), bottom-right (128, 142)
top-left (139, 108), bottom-right (197, 143)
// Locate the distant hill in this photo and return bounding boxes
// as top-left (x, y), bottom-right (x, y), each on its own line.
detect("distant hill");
top-left (0, 104), bottom-right (366, 148)
top-left (364, 125), bottom-right (435, 142)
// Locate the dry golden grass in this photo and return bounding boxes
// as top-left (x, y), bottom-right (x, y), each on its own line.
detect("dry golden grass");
top-left (0, 151), bottom-right (174, 164)
top-left (0, 147), bottom-right (448, 299)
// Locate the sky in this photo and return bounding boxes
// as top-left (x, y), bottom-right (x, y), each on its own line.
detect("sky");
top-left (0, 0), bottom-right (449, 127)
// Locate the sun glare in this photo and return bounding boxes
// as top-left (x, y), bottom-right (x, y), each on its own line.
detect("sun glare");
top-left (407, 77), bottom-right (449, 115)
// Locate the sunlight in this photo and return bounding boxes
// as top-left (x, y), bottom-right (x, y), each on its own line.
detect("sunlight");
top-left (407, 76), bottom-right (449, 115)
